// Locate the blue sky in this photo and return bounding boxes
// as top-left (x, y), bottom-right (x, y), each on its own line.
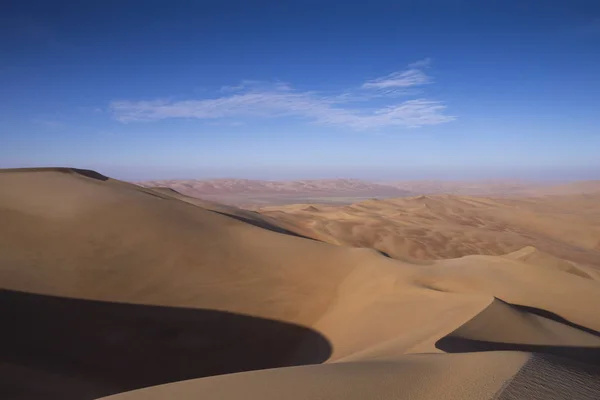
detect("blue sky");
top-left (1, 0), bottom-right (599, 180)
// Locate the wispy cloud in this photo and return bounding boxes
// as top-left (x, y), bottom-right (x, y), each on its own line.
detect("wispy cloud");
top-left (361, 58), bottom-right (432, 90)
top-left (408, 58), bottom-right (432, 68)
top-left (110, 60), bottom-right (455, 130)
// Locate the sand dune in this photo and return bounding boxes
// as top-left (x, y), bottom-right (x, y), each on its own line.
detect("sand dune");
top-left (138, 177), bottom-right (600, 207)
top-left (260, 194), bottom-right (600, 268)
top-left (1, 168), bottom-right (600, 399)
top-left (382, 179), bottom-right (600, 197)
top-left (139, 178), bottom-right (412, 207)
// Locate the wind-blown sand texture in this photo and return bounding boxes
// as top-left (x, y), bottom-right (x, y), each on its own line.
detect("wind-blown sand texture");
top-left (260, 195), bottom-right (600, 269)
top-left (1, 168), bottom-right (600, 400)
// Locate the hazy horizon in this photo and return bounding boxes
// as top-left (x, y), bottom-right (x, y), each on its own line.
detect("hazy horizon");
top-left (3, 164), bottom-right (600, 183)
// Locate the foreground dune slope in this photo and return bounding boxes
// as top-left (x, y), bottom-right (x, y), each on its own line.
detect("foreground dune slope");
top-left (1, 168), bottom-right (600, 400)
top-left (102, 352), bottom-right (600, 400)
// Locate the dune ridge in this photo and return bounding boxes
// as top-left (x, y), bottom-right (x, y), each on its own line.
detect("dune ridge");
top-left (1, 168), bottom-right (600, 399)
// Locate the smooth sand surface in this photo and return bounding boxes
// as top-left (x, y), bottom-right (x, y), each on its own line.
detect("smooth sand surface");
top-left (1, 168), bottom-right (600, 399)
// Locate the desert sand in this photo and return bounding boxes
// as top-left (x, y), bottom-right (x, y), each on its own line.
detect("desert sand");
top-left (139, 177), bottom-right (600, 207)
top-left (260, 194), bottom-right (600, 269)
top-left (1, 168), bottom-right (600, 399)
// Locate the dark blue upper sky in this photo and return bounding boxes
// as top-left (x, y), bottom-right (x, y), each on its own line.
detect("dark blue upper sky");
top-left (1, 0), bottom-right (599, 180)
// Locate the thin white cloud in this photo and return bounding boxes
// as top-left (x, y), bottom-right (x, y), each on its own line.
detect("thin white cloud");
top-left (361, 59), bottom-right (432, 90)
top-left (408, 58), bottom-right (432, 68)
top-left (110, 60), bottom-right (455, 129)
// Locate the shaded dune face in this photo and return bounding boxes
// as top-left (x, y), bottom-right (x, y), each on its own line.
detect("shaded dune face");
top-left (0, 289), bottom-right (331, 400)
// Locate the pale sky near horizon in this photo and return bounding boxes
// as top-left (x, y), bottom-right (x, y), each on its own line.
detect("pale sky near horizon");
top-left (1, 0), bottom-right (599, 180)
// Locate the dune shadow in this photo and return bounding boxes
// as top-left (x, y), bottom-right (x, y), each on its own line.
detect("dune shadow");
top-left (0, 167), bottom-right (109, 181)
top-left (209, 210), bottom-right (319, 241)
top-left (436, 300), bottom-right (600, 366)
top-left (143, 186), bottom-right (320, 241)
top-left (0, 289), bottom-right (331, 400)
top-left (509, 303), bottom-right (600, 338)
top-left (436, 336), bottom-right (600, 365)
top-left (376, 249), bottom-right (392, 258)
top-left (70, 168), bottom-right (110, 181)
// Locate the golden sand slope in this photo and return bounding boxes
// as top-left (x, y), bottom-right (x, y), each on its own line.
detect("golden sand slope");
top-left (1, 168), bottom-right (600, 400)
top-left (260, 194), bottom-right (600, 268)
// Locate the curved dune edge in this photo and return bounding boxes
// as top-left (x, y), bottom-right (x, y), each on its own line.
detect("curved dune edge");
top-left (100, 352), bottom-right (600, 400)
top-left (2, 168), bottom-right (600, 399)
top-left (99, 352), bottom-right (531, 400)
top-left (503, 246), bottom-right (598, 280)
